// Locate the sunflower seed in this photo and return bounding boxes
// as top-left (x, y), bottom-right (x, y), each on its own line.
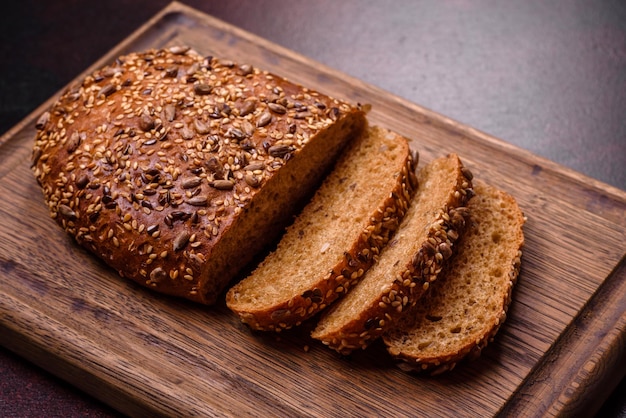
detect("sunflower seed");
top-left (438, 242), bottom-right (453, 259)
top-left (211, 179), bottom-right (234, 190)
top-left (67, 132), bottom-right (81, 153)
top-left (181, 126), bottom-right (194, 140)
top-left (76, 174), bottom-right (89, 189)
top-left (256, 111), bottom-right (272, 128)
top-left (181, 177), bottom-right (202, 189)
top-left (164, 104), bottom-right (176, 122)
top-left (31, 147), bottom-right (42, 167)
top-left (187, 196), bottom-right (208, 206)
top-left (58, 204), bottom-right (77, 219)
top-left (240, 140), bottom-right (255, 151)
top-left (234, 116), bottom-right (251, 132)
top-left (193, 83), bottom-right (212, 96)
top-left (268, 144), bottom-right (292, 158)
top-left (150, 267), bottom-right (167, 283)
top-left (36, 112), bottom-right (49, 130)
top-left (193, 119), bottom-right (211, 134)
top-left (173, 231), bottom-right (191, 251)
top-left (164, 66), bottom-right (178, 78)
top-left (227, 127), bottom-right (246, 141)
top-left (205, 157), bottom-right (224, 179)
top-left (186, 62), bottom-right (199, 76)
top-left (139, 113), bottom-right (155, 132)
top-left (268, 103), bottom-right (287, 114)
top-left (245, 173), bottom-right (260, 188)
top-left (239, 64), bottom-right (253, 76)
top-left (98, 84), bottom-right (116, 97)
top-left (239, 100), bottom-right (256, 117)
top-left (243, 161), bottom-right (265, 171)
top-left (461, 167), bottom-right (474, 181)
top-left (169, 45), bottom-right (190, 55)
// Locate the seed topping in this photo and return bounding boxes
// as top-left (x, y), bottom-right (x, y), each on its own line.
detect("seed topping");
top-left (267, 103), bottom-right (287, 114)
top-left (211, 179), bottom-right (235, 190)
top-left (239, 100), bottom-right (256, 117)
top-left (58, 204), bottom-right (77, 220)
top-left (98, 84), bottom-right (116, 98)
top-left (31, 46), bottom-right (351, 303)
top-left (187, 196), bottom-right (209, 206)
top-left (181, 177), bottom-right (202, 189)
top-left (193, 83), bottom-right (212, 96)
top-left (256, 111), bottom-right (272, 128)
top-left (173, 231), bottom-right (191, 251)
top-left (36, 112), bottom-right (49, 130)
top-left (139, 113), bottom-right (155, 132)
top-left (67, 132), bottom-right (81, 153)
top-left (268, 144), bottom-right (293, 158)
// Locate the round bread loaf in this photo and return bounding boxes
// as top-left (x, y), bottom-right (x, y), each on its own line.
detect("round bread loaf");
top-left (31, 46), bottom-right (365, 304)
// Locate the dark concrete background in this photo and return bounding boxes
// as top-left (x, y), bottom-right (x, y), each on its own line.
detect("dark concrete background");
top-left (1, 1), bottom-right (624, 416)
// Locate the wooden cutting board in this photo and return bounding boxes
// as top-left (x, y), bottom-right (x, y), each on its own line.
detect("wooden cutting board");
top-left (1, 3), bottom-right (624, 416)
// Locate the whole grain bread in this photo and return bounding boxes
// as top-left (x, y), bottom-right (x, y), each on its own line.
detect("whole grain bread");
top-left (226, 126), bottom-right (418, 331)
top-left (31, 46), bottom-right (366, 304)
top-left (383, 181), bottom-right (525, 374)
top-left (311, 154), bottom-right (474, 353)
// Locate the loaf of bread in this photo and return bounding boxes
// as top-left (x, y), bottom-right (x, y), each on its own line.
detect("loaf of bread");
top-left (31, 46), bottom-right (366, 304)
top-left (383, 181), bottom-right (525, 374)
top-left (311, 154), bottom-right (474, 353)
top-left (226, 126), bottom-right (418, 331)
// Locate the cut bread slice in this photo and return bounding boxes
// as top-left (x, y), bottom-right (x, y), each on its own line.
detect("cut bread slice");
top-left (383, 181), bottom-right (525, 375)
top-left (226, 126), bottom-right (418, 331)
top-left (311, 154), bottom-right (474, 353)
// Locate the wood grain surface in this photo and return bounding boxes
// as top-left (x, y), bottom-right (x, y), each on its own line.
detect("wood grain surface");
top-left (1, 3), bottom-right (625, 417)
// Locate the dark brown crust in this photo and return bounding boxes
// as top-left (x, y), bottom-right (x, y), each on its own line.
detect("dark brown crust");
top-left (31, 46), bottom-right (365, 304)
top-left (311, 154), bottom-right (474, 354)
top-left (226, 136), bottom-right (419, 331)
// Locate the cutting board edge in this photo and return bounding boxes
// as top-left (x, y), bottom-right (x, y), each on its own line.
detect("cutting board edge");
top-left (500, 256), bottom-right (626, 417)
top-left (1, 2), bottom-right (625, 416)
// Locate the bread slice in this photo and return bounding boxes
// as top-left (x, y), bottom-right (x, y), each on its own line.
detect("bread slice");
top-left (31, 46), bottom-right (366, 304)
top-left (383, 181), bottom-right (525, 374)
top-left (311, 154), bottom-right (474, 353)
top-left (226, 126), bottom-right (418, 331)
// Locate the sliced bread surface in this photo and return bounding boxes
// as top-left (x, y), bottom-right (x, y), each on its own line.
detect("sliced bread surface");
top-left (226, 126), bottom-right (418, 330)
top-left (383, 181), bottom-right (525, 374)
top-left (311, 154), bottom-right (474, 354)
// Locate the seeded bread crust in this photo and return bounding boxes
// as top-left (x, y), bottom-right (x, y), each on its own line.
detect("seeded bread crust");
top-left (225, 126), bottom-right (418, 331)
top-left (31, 46), bottom-right (366, 304)
top-left (311, 154), bottom-right (474, 354)
top-left (383, 181), bottom-right (525, 375)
